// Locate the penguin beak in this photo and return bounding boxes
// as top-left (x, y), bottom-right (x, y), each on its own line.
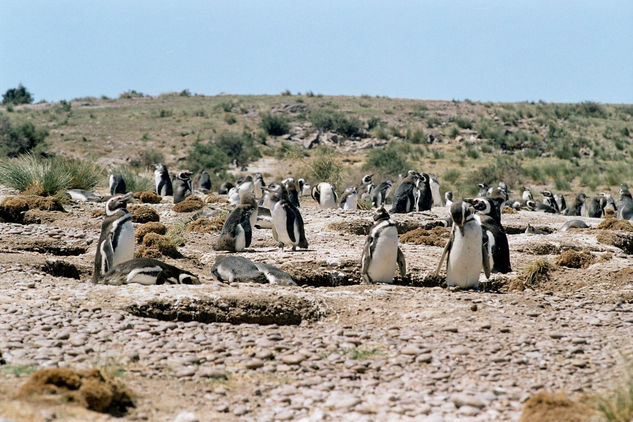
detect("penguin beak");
top-left (119, 192), bottom-right (134, 203)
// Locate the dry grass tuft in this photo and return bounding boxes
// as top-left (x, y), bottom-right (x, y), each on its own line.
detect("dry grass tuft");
top-left (502, 206), bottom-right (518, 214)
top-left (141, 233), bottom-right (181, 258)
top-left (205, 193), bottom-right (229, 204)
top-left (128, 205), bottom-right (159, 223)
top-left (15, 367), bottom-right (134, 416)
top-left (589, 353), bottom-right (633, 422)
top-left (137, 190), bottom-right (162, 204)
top-left (597, 218), bottom-right (633, 232)
top-left (357, 200), bottom-right (372, 210)
top-left (518, 391), bottom-right (596, 422)
top-left (0, 195), bottom-right (65, 223)
top-left (400, 226), bottom-right (449, 247)
top-left (187, 216), bottom-right (226, 233)
top-left (596, 232), bottom-right (633, 254)
top-left (173, 196), bottom-right (204, 212)
top-left (511, 260), bottom-right (551, 291)
top-left (135, 221), bottom-right (167, 243)
top-left (556, 250), bottom-right (595, 269)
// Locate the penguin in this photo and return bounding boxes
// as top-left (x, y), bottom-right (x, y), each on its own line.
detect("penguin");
top-left (565, 193), bottom-right (586, 216)
top-left (196, 169), bottom-right (212, 194)
top-left (554, 193), bottom-right (567, 214)
top-left (526, 200), bottom-right (557, 214)
top-left (477, 183), bottom-right (489, 198)
top-left (109, 173), bottom-right (126, 195)
top-left (498, 182), bottom-right (509, 200)
top-left (297, 178), bottom-right (311, 197)
top-left (414, 172), bottom-right (433, 212)
top-left (66, 189), bottom-right (102, 202)
top-left (238, 175), bottom-right (254, 198)
top-left (228, 187), bottom-right (241, 206)
top-left (542, 191), bottom-right (557, 212)
top-left (372, 180), bottom-right (393, 208)
top-left (93, 193), bottom-right (135, 282)
top-left (283, 178), bottom-right (301, 208)
top-left (253, 173), bottom-right (266, 198)
top-left (466, 197), bottom-right (512, 273)
top-left (429, 174), bottom-right (443, 207)
top-left (445, 191), bottom-right (453, 208)
top-left (339, 186), bottom-right (358, 210)
top-left (212, 256), bottom-right (268, 284)
top-left (214, 194), bottom-right (258, 252)
top-left (312, 182), bottom-right (337, 209)
top-left (261, 182), bottom-right (282, 210)
top-left (603, 193), bottom-right (617, 216)
top-left (360, 207), bottom-right (406, 284)
top-left (361, 173), bottom-right (374, 188)
top-left (154, 163), bottom-right (173, 196)
top-left (435, 201), bottom-right (491, 289)
top-left (253, 262), bottom-right (296, 286)
top-left (173, 170), bottom-right (193, 204)
top-left (525, 224), bottom-right (548, 235)
top-left (98, 258), bottom-right (199, 285)
top-left (390, 171), bottom-right (420, 213)
top-left (522, 187), bottom-right (534, 202)
top-left (617, 186), bottom-right (633, 220)
top-left (271, 184), bottom-right (308, 251)
top-left (218, 181), bottom-right (234, 195)
top-left (560, 219), bottom-right (590, 232)
top-left (587, 195), bottom-right (604, 218)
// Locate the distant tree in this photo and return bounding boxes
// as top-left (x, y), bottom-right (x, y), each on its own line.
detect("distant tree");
top-left (2, 84), bottom-right (34, 105)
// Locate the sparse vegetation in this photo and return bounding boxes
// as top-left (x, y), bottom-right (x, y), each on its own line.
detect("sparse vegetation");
top-left (260, 112), bottom-right (290, 136)
top-left (0, 114), bottom-right (49, 157)
top-left (590, 353), bottom-right (633, 422)
top-left (110, 166), bottom-right (153, 192)
top-left (309, 109), bottom-right (363, 138)
top-left (308, 148), bottom-right (343, 190)
top-left (2, 84), bottom-right (34, 105)
top-left (363, 141), bottom-right (412, 177)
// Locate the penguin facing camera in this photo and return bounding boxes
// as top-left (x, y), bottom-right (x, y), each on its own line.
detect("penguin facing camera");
top-left (360, 207), bottom-right (406, 284)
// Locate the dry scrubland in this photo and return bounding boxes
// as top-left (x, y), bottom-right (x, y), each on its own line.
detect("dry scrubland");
top-left (0, 93), bottom-right (633, 421)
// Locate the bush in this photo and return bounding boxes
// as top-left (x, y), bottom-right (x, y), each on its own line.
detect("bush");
top-left (0, 154), bottom-right (71, 196)
top-left (2, 84), bottom-right (33, 105)
top-left (309, 109), bottom-right (362, 137)
top-left (55, 157), bottom-right (103, 190)
top-left (309, 148), bottom-right (343, 189)
top-left (186, 141), bottom-right (230, 177)
top-left (215, 131), bottom-right (261, 169)
top-left (110, 166), bottom-right (153, 192)
top-left (0, 114), bottom-right (48, 157)
top-left (260, 112), bottom-right (290, 136)
top-left (363, 141), bottom-right (412, 177)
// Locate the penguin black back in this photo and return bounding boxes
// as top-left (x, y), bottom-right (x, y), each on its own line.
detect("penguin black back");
top-left (415, 173), bottom-right (433, 212)
top-left (154, 163), bottom-right (173, 196)
top-left (109, 173), bottom-right (126, 195)
top-left (173, 170), bottom-right (193, 204)
top-left (390, 172), bottom-right (419, 213)
top-left (196, 169), bottom-right (212, 193)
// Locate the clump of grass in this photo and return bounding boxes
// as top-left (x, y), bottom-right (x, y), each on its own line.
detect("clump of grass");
top-left (589, 353), bottom-right (633, 422)
top-left (308, 148), bottom-right (343, 190)
top-left (111, 166), bottom-right (153, 193)
top-left (56, 156), bottom-right (103, 190)
top-left (338, 347), bottom-right (378, 360)
top-left (556, 249), bottom-right (595, 269)
top-left (511, 260), bottom-right (551, 291)
top-left (260, 112), bottom-right (290, 136)
top-left (0, 154), bottom-right (71, 195)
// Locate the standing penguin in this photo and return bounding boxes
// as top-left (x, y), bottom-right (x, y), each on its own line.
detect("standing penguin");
top-left (466, 197), bottom-right (512, 274)
top-left (272, 184), bottom-right (308, 251)
top-left (253, 173), bottom-right (266, 198)
top-left (390, 171), bottom-right (420, 213)
top-left (214, 194), bottom-right (258, 252)
top-left (565, 193), bottom-right (586, 216)
top-left (339, 186), bottom-right (358, 210)
top-left (429, 174), bottom-right (443, 207)
top-left (283, 178), bottom-right (301, 208)
top-left (297, 178), bottom-right (311, 197)
top-left (312, 182), bottom-right (338, 209)
top-left (154, 163), bottom-right (173, 196)
top-left (617, 186), bottom-right (633, 220)
top-left (445, 191), bottom-right (454, 208)
top-left (196, 169), bottom-right (212, 193)
top-left (542, 191), bottom-right (558, 212)
top-left (477, 183), bottom-right (489, 198)
top-left (109, 173), bottom-right (126, 195)
top-left (435, 201), bottom-right (491, 289)
top-left (554, 193), bottom-right (567, 214)
top-left (218, 181), bottom-right (234, 195)
top-left (415, 172), bottom-right (433, 212)
top-left (93, 193), bottom-right (135, 282)
top-left (522, 187), bottom-right (534, 202)
top-left (587, 195), bottom-right (604, 218)
top-left (360, 207), bottom-right (406, 284)
top-left (372, 179), bottom-right (393, 208)
top-left (173, 170), bottom-right (193, 204)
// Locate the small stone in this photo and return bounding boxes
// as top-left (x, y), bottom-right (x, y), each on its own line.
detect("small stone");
top-left (416, 353), bottom-right (433, 364)
top-left (245, 359), bottom-right (264, 370)
top-left (401, 345), bottom-right (421, 356)
top-left (280, 354), bottom-right (305, 365)
top-left (172, 411), bottom-right (198, 422)
top-left (325, 393), bottom-right (361, 409)
top-left (549, 332), bottom-right (564, 339)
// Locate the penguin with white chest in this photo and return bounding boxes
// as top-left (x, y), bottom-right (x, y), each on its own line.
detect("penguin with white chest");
top-left (93, 193), bottom-right (135, 282)
top-left (372, 179), bottom-right (393, 208)
top-left (109, 173), bottom-right (126, 195)
top-left (271, 184), bottom-right (308, 251)
top-left (312, 182), bottom-right (337, 209)
top-left (154, 163), bottom-right (173, 196)
top-left (339, 186), bottom-right (358, 210)
top-left (435, 201), bottom-right (491, 289)
top-left (466, 196), bottom-right (512, 274)
top-left (360, 207), bottom-right (406, 284)
top-left (214, 194), bottom-right (258, 252)
top-left (173, 170), bottom-right (193, 204)
top-left (429, 174), bottom-right (443, 207)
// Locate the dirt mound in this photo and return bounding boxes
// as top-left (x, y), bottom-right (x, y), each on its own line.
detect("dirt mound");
top-left (205, 193), bottom-right (229, 204)
top-left (129, 205), bottom-right (159, 223)
top-left (280, 259), bottom-right (360, 286)
top-left (136, 245), bottom-right (163, 259)
top-left (596, 232), bottom-right (633, 254)
top-left (502, 206), bottom-right (518, 214)
top-left (187, 216), bottom-right (225, 233)
top-left (518, 391), bottom-right (595, 422)
top-left (173, 196), bottom-right (204, 212)
top-left (400, 226), bottom-right (449, 247)
top-left (42, 259), bottom-right (80, 279)
top-left (327, 219), bottom-right (373, 236)
top-left (517, 243), bottom-right (561, 255)
top-left (141, 233), bottom-right (181, 258)
top-left (5, 238), bottom-right (86, 256)
top-left (127, 294), bottom-right (325, 326)
top-left (556, 250), bottom-right (595, 269)
top-left (16, 368), bottom-right (134, 416)
top-left (137, 190), bottom-right (162, 204)
top-left (0, 196), bottom-right (65, 223)
top-left (136, 221), bottom-right (167, 243)
top-left (597, 218), bottom-right (633, 232)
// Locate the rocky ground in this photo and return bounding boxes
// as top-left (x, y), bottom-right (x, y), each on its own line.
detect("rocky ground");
top-left (1, 187), bottom-right (633, 422)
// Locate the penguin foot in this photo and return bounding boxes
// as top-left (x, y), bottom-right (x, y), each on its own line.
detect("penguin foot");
top-left (292, 245), bottom-right (296, 251)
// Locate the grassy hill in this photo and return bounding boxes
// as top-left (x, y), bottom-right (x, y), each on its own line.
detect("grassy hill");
top-left (1, 91), bottom-right (632, 198)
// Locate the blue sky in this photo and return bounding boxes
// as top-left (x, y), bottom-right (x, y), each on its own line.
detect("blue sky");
top-left (2, 0), bottom-right (632, 103)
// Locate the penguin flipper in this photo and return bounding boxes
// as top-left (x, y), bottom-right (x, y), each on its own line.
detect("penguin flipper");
top-left (100, 234), bottom-right (115, 275)
top-left (360, 237), bottom-right (373, 277)
top-left (434, 228), bottom-right (454, 276)
top-left (397, 247), bottom-right (406, 279)
top-left (481, 232), bottom-right (491, 279)
top-left (312, 186), bottom-right (320, 204)
top-left (242, 216), bottom-right (253, 248)
top-left (285, 206), bottom-right (297, 244)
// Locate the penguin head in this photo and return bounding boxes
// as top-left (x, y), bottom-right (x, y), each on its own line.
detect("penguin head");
top-left (450, 201), bottom-right (473, 229)
top-left (345, 186), bottom-right (357, 194)
top-left (445, 191), bottom-right (453, 201)
top-left (177, 170), bottom-right (193, 180)
top-left (178, 272), bottom-right (200, 285)
top-left (467, 197), bottom-right (492, 216)
top-left (105, 192), bottom-right (133, 215)
top-left (542, 190), bottom-right (553, 198)
top-left (619, 185), bottom-right (632, 198)
top-left (240, 192), bottom-right (257, 208)
top-left (373, 207), bottom-right (390, 222)
top-left (477, 183), bottom-right (488, 190)
top-left (362, 174), bottom-right (374, 185)
top-left (526, 200), bottom-right (537, 210)
top-left (297, 178), bottom-right (305, 190)
top-left (154, 163), bottom-right (168, 174)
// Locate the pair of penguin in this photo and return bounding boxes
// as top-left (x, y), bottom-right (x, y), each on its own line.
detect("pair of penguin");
top-left (93, 193), bottom-right (197, 284)
top-left (154, 163), bottom-right (193, 203)
top-left (390, 170), bottom-right (432, 213)
top-left (214, 194), bottom-right (258, 252)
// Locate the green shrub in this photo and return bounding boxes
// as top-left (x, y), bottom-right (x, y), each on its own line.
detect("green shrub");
top-left (130, 150), bottom-right (165, 170)
top-left (2, 84), bottom-right (33, 105)
top-left (186, 142), bottom-right (229, 178)
top-left (111, 165), bottom-right (153, 192)
top-left (179, 89), bottom-right (192, 97)
top-left (590, 353), bottom-right (633, 422)
top-left (309, 148), bottom-right (343, 189)
top-left (215, 131), bottom-right (261, 168)
top-left (0, 114), bottom-right (48, 157)
top-left (260, 112), bottom-right (290, 136)
top-left (119, 90), bottom-right (144, 99)
top-left (309, 109), bottom-right (362, 137)
top-left (405, 127), bottom-right (425, 144)
top-left (0, 154), bottom-right (71, 195)
top-left (448, 116), bottom-right (473, 129)
top-left (367, 117), bottom-right (381, 130)
top-left (224, 113), bottom-right (237, 125)
top-left (363, 141), bottom-right (412, 177)
top-left (443, 169), bottom-right (461, 185)
top-left (56, 157), bottom-right (103, 190)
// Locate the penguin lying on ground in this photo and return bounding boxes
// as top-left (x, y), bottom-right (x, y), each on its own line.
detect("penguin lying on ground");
top-left (93, 193), bottom-right (135, 282)
top-left (339, 186), bottom-right (358, 210)
top-left (173, 170), bottom-right (193, 204)
top-left (109, 173), bottom-right (126, 195)
top-left (435, 201), bottom-right (491, 289)
top-left (98, 258), bottom-right (199, 285)
top-left (271, 184), bottom-right (308, 251)
top-left (360, 207), bottom-right (406, 284)
top-left (312, 182), bottom-right (337, 209)
top-left (214, 194), bottom-right (258, 252)
top-left (154, 163), bottom-right (173, 196)
top-left (211, 256), bottom-right (296, 285)
top-left (66, 189), bottom-right (103, 202)
top-left (560, 220), bottom-right (590, 232)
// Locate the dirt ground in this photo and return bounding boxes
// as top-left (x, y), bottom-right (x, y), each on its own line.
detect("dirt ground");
top-left (1, 187), bottom-right (632, 421)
